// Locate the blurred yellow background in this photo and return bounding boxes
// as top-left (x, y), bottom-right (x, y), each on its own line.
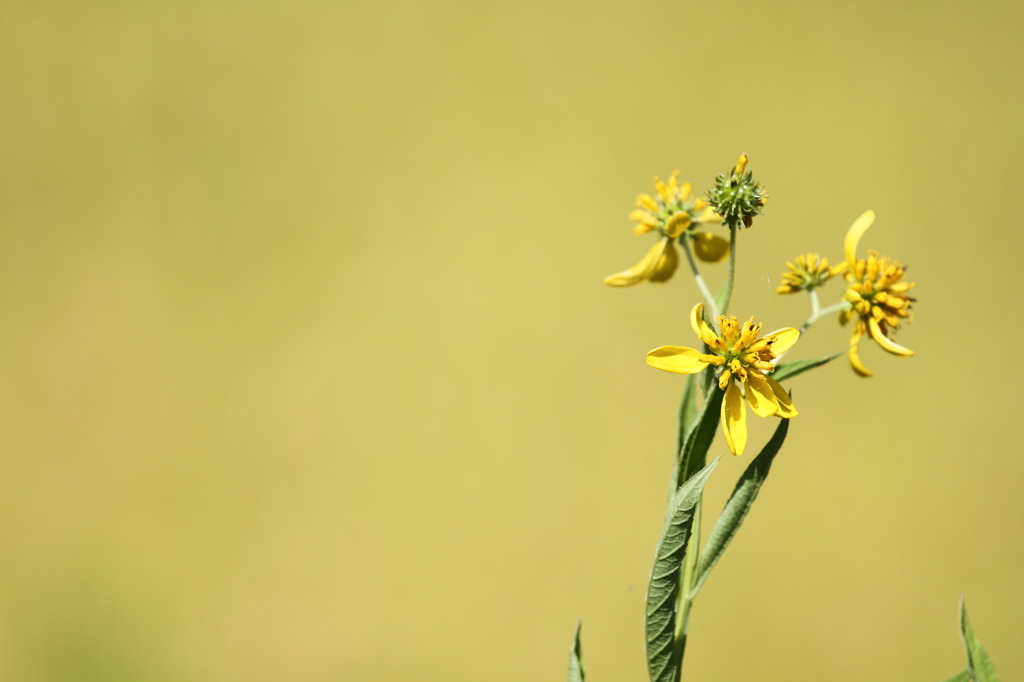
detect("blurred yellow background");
top-left (1, 1), bottom-right (1022, 680)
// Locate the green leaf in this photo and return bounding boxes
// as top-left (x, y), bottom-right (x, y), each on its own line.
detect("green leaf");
top-left (567, 619), bottom-right (585, 682)
top-left (959, 599), bottom-right (1000, 682)
top-left (646, 458), bottom-right (719, 682)
top-left (669, 376), bottom-right (699, 504)
top-left (692, 417), bottom-right (789, 596)
top-left (676, 375), bottom-right (698, 456)
top-left (772, 351), bottom-right (843, 382)
top-left (939, 671), bottom-right (971, 682)
top-left (676, 386), bottom-right (724, 492)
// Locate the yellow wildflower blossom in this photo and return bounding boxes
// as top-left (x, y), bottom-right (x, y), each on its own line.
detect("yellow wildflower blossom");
top-left (840, 211), bottom-right (915, 377)
top-left (647, 304), bottom-right (799, 455)
top-left (604, 171), bottom-right (728, 287)
top-left (776, 253), bottom-right (844, 294)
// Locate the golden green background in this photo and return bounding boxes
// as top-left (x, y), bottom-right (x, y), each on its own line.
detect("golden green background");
top-left (1, 1), bottom-right (1021, 680)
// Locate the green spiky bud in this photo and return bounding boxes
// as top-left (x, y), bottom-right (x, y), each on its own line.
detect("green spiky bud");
top-left (706, 153), bottom-right (767, 230)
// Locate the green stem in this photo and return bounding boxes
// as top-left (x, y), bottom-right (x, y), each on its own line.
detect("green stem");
top-left (680, 236), bottom-right (720, 320)
top-left (808, 289), bottom-right (821, 319)
top-left (716, 225), bottom-right (738, 317)
top-left (799, 299), bottom-right (851, 333)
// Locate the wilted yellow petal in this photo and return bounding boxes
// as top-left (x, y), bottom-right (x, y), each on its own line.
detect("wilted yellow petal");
top-left (647, 346), bottom-right (710, 374)
top-left (648, 241), bottom-right (679, 282)
top-left (844, 210), bottom-right (875, 266)
top-left (761, 327), bottom-right (800, 356)
top-left (692, 232), bottom-right (730, 262)
top-left (721, 381), bottom-right (747, 455)
top-left (744, 372), bottom-right (780, 418)
top-left (867, 317), bottom-right (914, 357)
top-left (764, 376), bottom-right (797, 417)
top-left (603, 239), bottom-right (667, 287)
top-left (848, 323), bottom-right (873, 377)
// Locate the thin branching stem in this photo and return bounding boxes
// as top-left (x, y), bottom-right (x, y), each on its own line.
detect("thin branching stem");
top-left (800, 299), bottom-right (852, 333)
top-left (680, 235), bottom-right (720, 320)
top-left (808, 289), bottom-right (821, 320)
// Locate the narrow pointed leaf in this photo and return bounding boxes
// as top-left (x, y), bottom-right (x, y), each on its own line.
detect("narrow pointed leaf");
top-left (669, 375), bottom-right (699, 505)
top-left (676, 386), bottom-right (724, 491)
top-left (772, 351), bottom-right (844, 382)
top-left (692, 418), bottom-right (789, 596)
top-left (646, 459), bottom-right (719, 682)
top-left (567, 620), bottom-right (585, 682)
top-left (960, 599), bottom-right (1000, 682)
top-left (677, 375), bottom-right (698, 455)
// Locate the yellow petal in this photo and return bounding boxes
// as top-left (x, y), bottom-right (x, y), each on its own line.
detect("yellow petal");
top-left (603, 239), bottom-right (667, 287)
top-left (696, 206), bottom-right (723, 223)
top-left (721, 381), bottom-right (747, 455)
top-left (647, 346), bottom-right (710, 374)
top-left (679, 181), bottom-right (693, 201)
top-left (736, 153), bottom-right (748, 174)
top-left (761, 327), bottom-right (800, 356)
top-left (637, 194), bottom-right (659, 212)
top-left (744, 372), bottom-right (780, 418)
top-left (654, 177), bottom-right (671, 201)
top-left (648, 241), bottom-right (679, 283)
top-left (764, 376), bottom-right (797, 417)
top-left (867, 317), bottom-right (914, 357)
top-left (692, 232), bottom-right (730, 262)
top-left (848, 323), bottom-right (873, 377)
top-left (664, 212), bottom-right (691, 238)
top-left (689, 302), bottom-right (717, 344)
top-left (844, 210), bottom-right (875, 267)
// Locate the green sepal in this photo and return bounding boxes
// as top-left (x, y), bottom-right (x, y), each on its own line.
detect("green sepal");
top-left (959, 599), bottom-right (1000, 682)
top-left (772, 351), bottom-right (844, 382)
top-left (692, 417), bottom-right (789, 596)
top-left (646, 458), bottom-right (719, 682)
top-left (567, 619), bottom-right (585, 682)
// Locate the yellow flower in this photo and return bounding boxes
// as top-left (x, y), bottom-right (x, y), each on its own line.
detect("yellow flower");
top-left (840, 211), bottom-right (916, 377)
top-left (604, 171), bottom-right (728, 287)
top-left (647, 304), bottom-right (799, 455)
top-left (776, 253), bottom-right (844, 294)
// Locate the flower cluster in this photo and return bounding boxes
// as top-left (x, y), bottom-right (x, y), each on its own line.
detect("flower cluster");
top-left (838, 211), bottom-right (915, 376)
top-left (647, 304), bottom-right (798, 456)
top-left (604, 156), bottom-right (917, 460)
top-left (776, 253), bottom-right (842, 294)
top-left (604, 171), bottom-right (727, 287)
